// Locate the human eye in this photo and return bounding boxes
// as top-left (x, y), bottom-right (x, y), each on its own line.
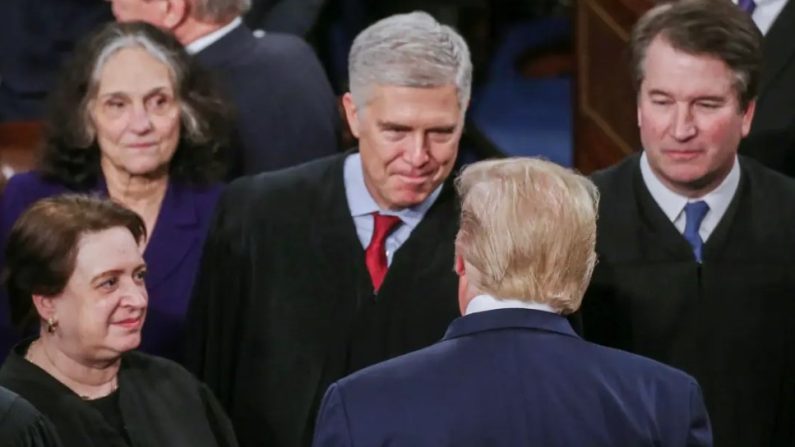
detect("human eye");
top-left (649, 96), bottom-right (672, 106)
top-left (696, 100), bottom-right (722, 109)
top-left (102, 98), bottom-right (128, 117)
top-left (428, 128), bottom-right (455, 142)
top-left (98, 276), bottom-right (119, 291)
top-left (147, 94), bottom-right (173, 114)
top-left (133, 268), bottom-right (147, 283)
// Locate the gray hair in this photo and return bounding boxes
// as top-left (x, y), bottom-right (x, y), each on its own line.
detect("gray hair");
top-left (82, 23), bottom-right (205, 146)
top-left (191, 0), bottom-right (251, 22)
top-left (348, 11), bottom-right (473, 109)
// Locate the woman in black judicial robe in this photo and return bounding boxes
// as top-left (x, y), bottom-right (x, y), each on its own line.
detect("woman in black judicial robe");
top-left (0, 386), bottom-right (62, 447)
top-left (0, 195), bottom-right (238, 447)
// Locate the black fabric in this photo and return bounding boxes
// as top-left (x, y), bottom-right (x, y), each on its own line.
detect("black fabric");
top-left (194, 24), bottom-right (339, 178)
top-left (84, 390), bottom-right (130, 447)
top-left (581, 153), bottom-right (795, 447)
top-left (0, 385), bottom-right (62, 447)
top-left (186, 152), bottom-right (461, 447)
top-left (0, 341), bottom-right (239, 447)
top-left (739, 0), bottom-right (795, 174)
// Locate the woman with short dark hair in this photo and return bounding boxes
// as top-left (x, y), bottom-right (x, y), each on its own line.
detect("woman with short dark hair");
top-left (0, 195), bottom-right (238, 447)
top-left (0, 21), bottom-right (232, 363)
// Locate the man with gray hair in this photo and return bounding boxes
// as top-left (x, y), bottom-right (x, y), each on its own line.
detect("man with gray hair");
top-left (187, 12), bottom-right (471, 447)
top-left (109, 0), bottom-right (339, 177)
top-left (313, 157), bottom-right (712, 447)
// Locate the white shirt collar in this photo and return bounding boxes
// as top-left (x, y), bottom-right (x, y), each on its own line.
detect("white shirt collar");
top-left (640, 152), bottom-right (740, 242)
top-left (185, 17), bottom-right (242, 55)
top-left (465, 294), bottom-right (556, 316)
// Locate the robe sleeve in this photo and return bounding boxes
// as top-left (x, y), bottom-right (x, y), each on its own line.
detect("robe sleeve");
top-left (184, 186), bottom-right (251, 410)
top-left (199, 383), bottom-right (240, 447)
top-left (0, 390), bottom-right (64, 447)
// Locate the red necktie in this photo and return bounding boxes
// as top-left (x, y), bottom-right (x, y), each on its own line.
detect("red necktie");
top-left (365, 213), bottom-right (401, 292)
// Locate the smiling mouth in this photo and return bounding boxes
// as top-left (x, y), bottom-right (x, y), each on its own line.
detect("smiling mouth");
top-left (113, 317), bottom-right (143, 330)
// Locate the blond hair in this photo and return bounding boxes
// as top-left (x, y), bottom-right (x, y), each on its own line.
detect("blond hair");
top-left (455, 158), bottom-right (599, 314)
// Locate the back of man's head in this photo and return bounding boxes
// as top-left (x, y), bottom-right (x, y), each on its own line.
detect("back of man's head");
top-left (455, 158), bottom-right (599, 315)
top-left (347, 11), bottom-right (472, 109)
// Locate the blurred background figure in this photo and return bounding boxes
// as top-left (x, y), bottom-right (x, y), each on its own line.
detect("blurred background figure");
top-left (110, 0), bottom-right (341, 177)
top-left (0, 195), bottom-right (238, 447)
top-left (313, 157), bottom-right (711, 447)
top-left (0, 385), bottom-right (62, 447)
top-left (0, 0), bottom-right (112, 122)
top-left (0, 22), bottom-right (231, 364)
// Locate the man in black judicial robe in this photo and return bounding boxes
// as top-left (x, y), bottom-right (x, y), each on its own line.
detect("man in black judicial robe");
top-left (186, 12), bottom-right (472, 447)
top-left (580, 1), bottom-right (795, 446)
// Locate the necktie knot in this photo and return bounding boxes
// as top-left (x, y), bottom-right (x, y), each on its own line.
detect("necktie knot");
top-left (683, 201), bottom-right (710, 263)
top-left (365, 213), bottom-right (402, 292)
top-left (738, 0), bottom-right (756, 14)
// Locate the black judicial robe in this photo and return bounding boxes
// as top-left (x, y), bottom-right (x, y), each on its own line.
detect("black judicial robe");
top-left (0, 386), bottom-right (61, 447)
top-left (186, 152), bottom-right (460, 447)
top-left (582, 154), bottom-right (795, 447)
top-left (0, 341), bottom-right (239, 447)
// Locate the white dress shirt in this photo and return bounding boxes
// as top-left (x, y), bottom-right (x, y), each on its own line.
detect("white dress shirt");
top-left (640, 152), bottom-right (740, 242)
top-left (733, 0), bottom-right (789, 34)
top-left (185, 17), bottom-right (243, 55)
top-left (465, 294), bottom-right (555, 316)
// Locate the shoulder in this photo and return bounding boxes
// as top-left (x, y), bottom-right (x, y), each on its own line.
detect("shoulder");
top-left (122, 351), bottom-right (198, 385)
top-left (252, 31), bottom-right (318, 60)
top-left (2, 172), bottom-right (72, 230)
top-left (589, 153), bottom-right (640, 193)
top-left (221, 153), bottom-right (343, 209)
top-left (738, 155), bottom-right (795, 197)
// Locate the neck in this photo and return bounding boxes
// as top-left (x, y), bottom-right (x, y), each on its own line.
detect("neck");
top-left (28, 336), bottom-right (120, 399)
top-left (174, 17), bottom-right (230, 46)
top-left (101, 162), bottom-right (168, 243)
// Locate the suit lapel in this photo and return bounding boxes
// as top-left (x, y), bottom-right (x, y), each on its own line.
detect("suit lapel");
top-left (758, 0), bottom-right (795, 99)
top-left (143, 182), bottom-right (200, 289)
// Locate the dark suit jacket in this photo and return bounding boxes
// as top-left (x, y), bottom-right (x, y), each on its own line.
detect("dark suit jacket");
top-left (582, 154), bottom-right (795, 446)
top-left (740, 1), bottom-right (795, 172)
top-left (195, 24), bottom-right (339, 177)
top-left (187, 153), bottom-right (461, 447)
top-left (0, 0), bottom-right (111, 121)
top-left (313, 308), bottom-right (712, 447)
top-left (0, 172), bottom-right (221, 363)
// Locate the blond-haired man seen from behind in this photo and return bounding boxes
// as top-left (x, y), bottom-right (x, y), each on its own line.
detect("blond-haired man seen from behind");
top-left (313, 158), bottom-right (712, 447)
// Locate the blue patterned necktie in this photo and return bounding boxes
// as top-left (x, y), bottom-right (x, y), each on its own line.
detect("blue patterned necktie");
top-left (738, 0), bottom-right (756, 14)
top-left (683, 201), bottom-right (710, 263)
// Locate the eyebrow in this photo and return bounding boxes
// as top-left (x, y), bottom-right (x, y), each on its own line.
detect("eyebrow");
top-left (90, 263), bottom-right (147, 284)
top-left (376, 121), bottom-right (456, 133)
top-left (97, 86), bottom-right (172, 100)
top-left (647, 89), bottom-right (726, 102)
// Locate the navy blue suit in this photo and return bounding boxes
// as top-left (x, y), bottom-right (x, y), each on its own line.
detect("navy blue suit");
top-left (313, 308), bottom-right (712, 447)
top-left (0, 172), bottom-right (221, 364)
top-left (195, 24), bottom-right (340, 177)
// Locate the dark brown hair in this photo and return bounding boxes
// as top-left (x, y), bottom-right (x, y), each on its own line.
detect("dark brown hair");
top-left (4, 195), bottom-right (146, 330)
top-left (630, 0), bottom-right (763, 110)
